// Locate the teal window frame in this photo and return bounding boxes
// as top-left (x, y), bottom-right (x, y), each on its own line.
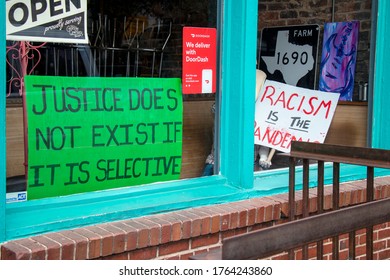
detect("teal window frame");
top-left (1, 0), bottom-right (390, 242)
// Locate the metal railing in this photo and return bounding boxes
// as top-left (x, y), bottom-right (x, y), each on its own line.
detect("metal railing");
top-left (191, 142), bottom-right (390, 260)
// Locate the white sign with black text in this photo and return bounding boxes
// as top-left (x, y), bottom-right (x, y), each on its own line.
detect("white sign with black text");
top-left (6, 0), bottom-right (88, 43)
top-left (255, 80), bottom-right (340, 153)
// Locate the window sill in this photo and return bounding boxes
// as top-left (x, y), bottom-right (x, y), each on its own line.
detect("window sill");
top-left (5, 162), bottom-right (390, 241)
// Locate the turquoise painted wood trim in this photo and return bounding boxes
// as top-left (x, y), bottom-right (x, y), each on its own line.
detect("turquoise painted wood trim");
top-left (254, 163), bottom-right (390, 196)
top-left (372, 0), bottom-right (390, 149)
top-left (0, 1), bottom-right (5, 243)
top-left (220, 0), bottom-right (258, 188)
top-left (5, 176), bottom-right (247, 240)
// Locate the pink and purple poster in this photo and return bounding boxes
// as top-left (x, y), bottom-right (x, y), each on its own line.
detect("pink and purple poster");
top-left (319, 21), bottom-right (359, 101)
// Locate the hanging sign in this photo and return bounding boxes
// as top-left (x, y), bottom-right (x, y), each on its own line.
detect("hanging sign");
top-left (319, 21), bottom-right (360, 101)
top-left (6, 0), bottom-right (88, 43)
top-left (182, 27), bottom-right (217, 94)
top-left (255, 80), bottom-right (339, 153)
top-left (24, 76), bottom-right (183, 200)
top-left (259, 25), bottom-right (320, 89)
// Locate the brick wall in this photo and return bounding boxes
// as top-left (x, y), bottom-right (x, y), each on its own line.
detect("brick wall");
top-left (2, 176), bottom-right (390, 260)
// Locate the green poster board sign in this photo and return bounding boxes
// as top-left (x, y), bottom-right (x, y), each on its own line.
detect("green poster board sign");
top-left (24, 76), bottom-right (183, 200)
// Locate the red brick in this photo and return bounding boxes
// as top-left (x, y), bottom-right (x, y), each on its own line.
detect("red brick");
top-left (59, 231), bottom-right (88, 260)
top-left (73, 228), bottom-right (101, 259)
top-left (159, 240), bottom-right (189, 256)
top-left (377, 248), bottom-right (390, 260)
top-left (322, 242), bottom-right (333, 255)
top-left (100, 252), bottom-right (129, 260)
top-left (181, 220), bottom-right (192, 239)
top-left (338, 250), bottom-right (349, 260)
top-left (238, 209), bottom-right (248, 228)
top-left (229, 211), bottom-right (239, 229)
top-left (45, 232), bottom-right (75, 260)
top-left (180, 210), bottom-right (203, 237)
top-left (228, 202), bottom-right (250, 228)
top-left (273, 203), bottom-right (282, 220)
top-left (179, 252), bottom-right (194, 260)
top-left (191, 248), bottom-right (208, 258)
top-left (221, 229), bottom-right (236, 240)
top-left (165, 255), bottom-right (180, 260)
top-left (99, 224), bottom-right (127, 254)
top-left (264, 204), bottom-right (274, 222)
top-left (355, 244), bottom-right (367, 258)
top-left (133, 218), bottom-right (161, 246)
top-left (309, 196), bottom-right (317, 213)
top-left (344, 189), bottom-right (352, 206)
top-left (355, 229), bottom-right (367, 246)
top-left (31, 235), bottom-right (61, 260)
top-left (271, 195), bottom-right (289, 217)
top-left (324, 194), bottom-right (333, 210)
top-left (382, 185), bottom-right (390, 198)
top-left (247, 208), bottom-right (256, 226)
top-left (109, 222), bottom-right (137, 251)
top-left (130, 247), bottom-right (158, 260)
top-left (256, 206), bottom-right (265, 223)
top-left (1, 242), bottom-right (31, 260)
top-left (199, 207), bottom-right (222, 233)
top-left (373, 222), bottom-right (387, 231)
top-left (220, 213), bottom-right (230, 231)
top-left (171, 222), bottom-right (182, 241)
top-left (270, 252), bottom-right (289, 260)
top-left (191, 233), bottom-right (220, 249)
top-left (149, 216), bottom-right (172, 244)
top-left (210, 214), bottom-right (221, 233)
top-left (124, 220), bottom-right (150, 248)
top-left (155, 214), bottom-right (183, 241)
top-left (374, 240), bottom-right (387, 251)
top-left (377, 228), bottom-right (390, 240)
top-left (85, 226), bottom-right (114, 257)
top-left (200, 214), bottom-right (212, 235)
top-left (167, 213), bottom-right (191, 239)
top-left (14, 238), bottom-right (46, 260)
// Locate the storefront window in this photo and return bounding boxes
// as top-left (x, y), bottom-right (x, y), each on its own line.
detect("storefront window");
top-left (3, 0), bottom-right (389, 243)
top-left (6, 0), bottom-right (219, 201)
top-left (254, 0), bottom-right (372, 172)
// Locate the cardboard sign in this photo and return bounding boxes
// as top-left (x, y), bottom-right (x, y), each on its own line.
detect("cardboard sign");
top-left (259, 25), bottom-right (319, 89)
top-left (255, 80), bottom-right (339, 153)
top-left (6, 0), bottom-right (88, 43)
top-left (182, 27), bottom-right (217, 94)
top-left (24, 76), bottom-right (183, 200)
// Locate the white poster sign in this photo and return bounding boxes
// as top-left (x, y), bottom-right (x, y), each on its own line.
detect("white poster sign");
top-left (6, 0), bottom-right (88, 44)
top-left (255, 80), bottom-right (340, 153)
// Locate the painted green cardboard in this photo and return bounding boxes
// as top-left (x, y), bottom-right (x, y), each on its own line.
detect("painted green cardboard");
top-left (24, 76), bottom-right (183, 199)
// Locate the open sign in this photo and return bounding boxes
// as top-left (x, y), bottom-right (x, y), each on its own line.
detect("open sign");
top-left (6, 0), bottom-right (88, 43)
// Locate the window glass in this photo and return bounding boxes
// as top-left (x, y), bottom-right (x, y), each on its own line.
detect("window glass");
top-left (6, 0), bottom-right (218, 201)
top-left (255, 1), bottom-right (371, 172)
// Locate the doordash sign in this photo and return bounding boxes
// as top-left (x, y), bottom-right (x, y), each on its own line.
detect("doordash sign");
top-left (182, 27), bottom-right (216, 94)
top-left (255, 80), bottom-right (339, 153)
top-left (6, 0), bottom-right (88, 43)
